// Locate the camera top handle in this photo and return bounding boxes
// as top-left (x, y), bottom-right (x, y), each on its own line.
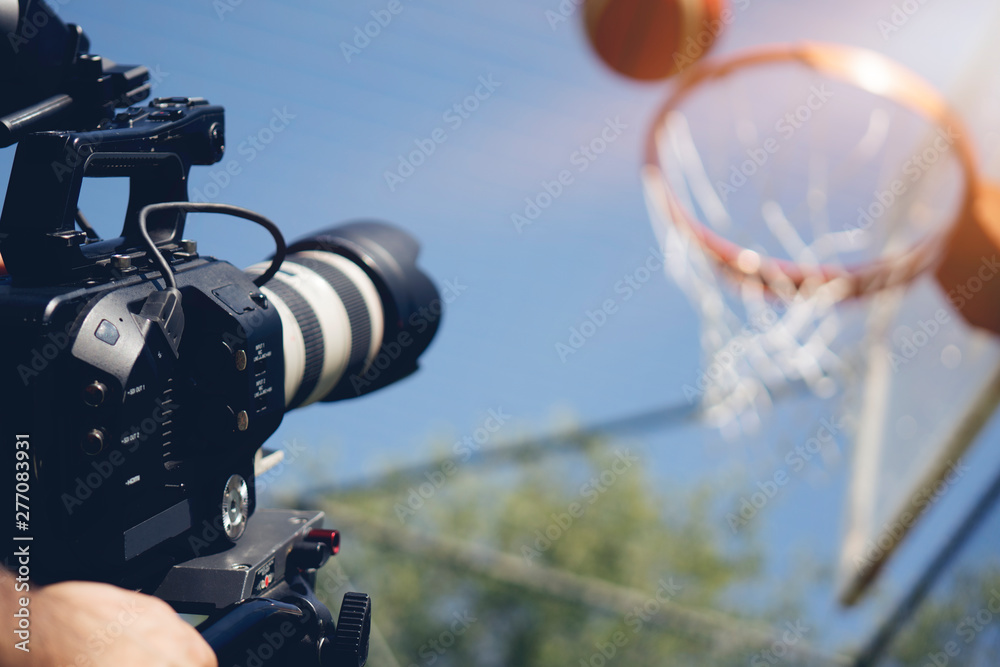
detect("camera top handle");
top-left (1, 0), bottom-right (150, 144)
top-left (0, 1), bottom-right (225, 286)
top-left (0, 99), bottom-right (226, 285)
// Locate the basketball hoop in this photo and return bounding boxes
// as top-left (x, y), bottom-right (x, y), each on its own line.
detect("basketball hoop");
top-left (643, 42), bottom-right (979, 434)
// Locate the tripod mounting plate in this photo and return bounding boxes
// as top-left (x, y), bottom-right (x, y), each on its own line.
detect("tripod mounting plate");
top-left (155, 509), bottom-right (324, 613)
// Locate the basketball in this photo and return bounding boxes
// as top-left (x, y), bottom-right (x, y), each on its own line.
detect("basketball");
top-left (936, 180), bottom-right (1000, 335)
top-left (584, 0), bottom-right (728, 81)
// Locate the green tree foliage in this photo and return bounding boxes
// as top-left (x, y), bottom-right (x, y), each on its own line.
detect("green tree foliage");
top-left (306, 435), bottom-right (822, 667)
top-left (884, 568), bottom-right (1000, 666)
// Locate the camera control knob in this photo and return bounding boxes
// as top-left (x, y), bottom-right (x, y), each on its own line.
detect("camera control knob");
top-left (321, 592), bottom-right (372, 667)
top-left (221, 475), bottom-right (249, 541)
top-left (305, 529), bottom-right (341, 555)
top-left (81, 429), bottom-right (105, 455)
top-left (82, 381), bottom-right (108, 407)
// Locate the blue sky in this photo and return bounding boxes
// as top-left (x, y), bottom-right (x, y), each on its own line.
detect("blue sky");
top-left (5, 0), bottom-right (1000, 657)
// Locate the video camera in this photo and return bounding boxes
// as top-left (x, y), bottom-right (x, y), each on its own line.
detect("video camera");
top-left (0, 2), bottom-right (440, 664)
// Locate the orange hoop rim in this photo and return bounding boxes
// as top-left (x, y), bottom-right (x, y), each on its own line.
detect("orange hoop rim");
top-left (643, 41), bottom-right (980, 299)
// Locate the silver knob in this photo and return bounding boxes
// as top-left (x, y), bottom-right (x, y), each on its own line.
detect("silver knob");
top-left (221, 474), bottom-right (250, 541)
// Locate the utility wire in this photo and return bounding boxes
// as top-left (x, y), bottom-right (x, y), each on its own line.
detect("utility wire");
top-left (322, 500), bottom-right (852, 666)
top-left (301, 399), bottom-right (701, 499)
top-left (301, 379), bottom-right (813, 499)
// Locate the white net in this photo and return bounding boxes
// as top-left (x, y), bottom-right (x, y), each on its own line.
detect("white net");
top-left (644, 54), bottom-right (970, 437)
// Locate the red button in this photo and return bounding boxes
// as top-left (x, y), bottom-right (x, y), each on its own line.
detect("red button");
top-left (305, 529), bottom-right (340, 555)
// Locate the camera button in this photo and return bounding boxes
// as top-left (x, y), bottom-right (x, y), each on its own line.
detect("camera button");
top-left (82, 381), bottom-right (108, 407)
top-left (95, 319), bottom-right (120, 346)
top-left (82, 429), bottom-right (105, 456)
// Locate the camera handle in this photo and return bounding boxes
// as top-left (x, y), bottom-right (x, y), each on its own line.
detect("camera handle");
top-left (200, 576), bottom-right (372, 667)
top-left (0, 98), bottom-right (225, 283)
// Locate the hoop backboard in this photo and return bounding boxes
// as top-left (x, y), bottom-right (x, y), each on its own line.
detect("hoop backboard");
top-left (838, 5), bottom-right (1000, 604)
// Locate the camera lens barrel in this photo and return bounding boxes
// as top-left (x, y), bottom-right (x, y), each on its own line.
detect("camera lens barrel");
top-left (244, 221), bottom-right (440, 409)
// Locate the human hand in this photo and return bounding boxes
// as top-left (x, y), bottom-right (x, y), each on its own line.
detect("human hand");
top-left (5, 579), bottom-right (217, 667)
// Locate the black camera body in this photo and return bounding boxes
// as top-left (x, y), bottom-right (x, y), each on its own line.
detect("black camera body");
top-left (2, 253), bottom-right (285, 584)
top-left (0, 0), bottom-right (439, 592)
top-left (0, 2), bottom-right (438, 662)
top-left (0, 101), bottom-right (440, 586)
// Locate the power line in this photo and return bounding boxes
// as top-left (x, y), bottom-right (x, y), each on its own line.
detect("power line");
top-left (322, 500), bottom-right (852, 666)
top-left (300, 398), bottom-right (701, 499)
top-left (300, 378), bottom-right (815, 499)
